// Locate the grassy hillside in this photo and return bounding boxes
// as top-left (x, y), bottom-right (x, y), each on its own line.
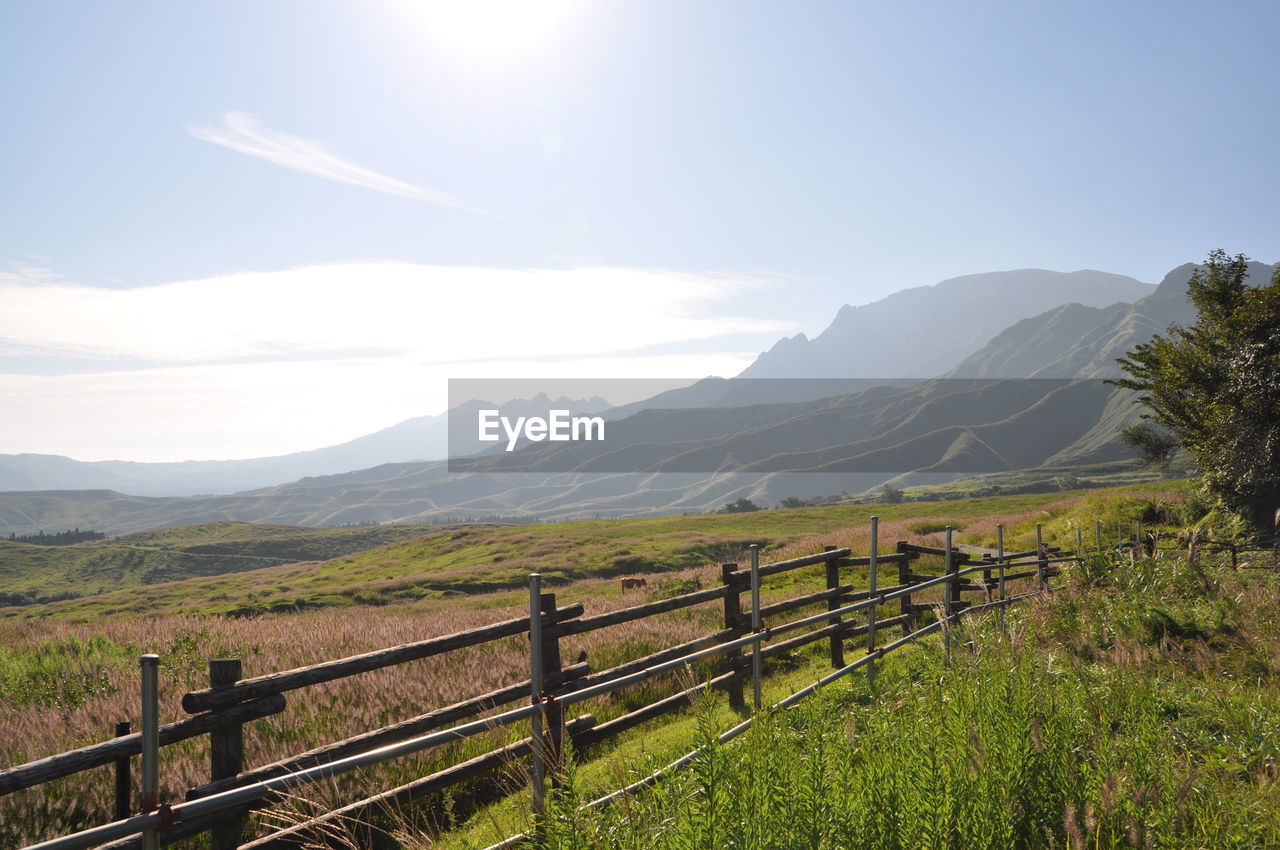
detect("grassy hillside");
top-left (0, 486), bottom-right (1182, 622)
top-left (2, 481), bottom-right (1228, 847)
top-left (521, 549), bottom-right (1280, 849)
top-left (0, 521), bottom-right (431, 606)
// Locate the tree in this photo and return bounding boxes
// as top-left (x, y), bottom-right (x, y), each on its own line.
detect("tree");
top-left (721, 497), bottom-right (762, 514)
top-left (878, 484), bottom-right (905, 504)
top-left (1120, 422), bottom-right (1180, 471)
top-left (1112, 250), bottom-right (1280, 535)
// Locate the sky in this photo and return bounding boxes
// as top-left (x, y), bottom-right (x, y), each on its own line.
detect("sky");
top-left (1, 0), bottom-right (1278, 462)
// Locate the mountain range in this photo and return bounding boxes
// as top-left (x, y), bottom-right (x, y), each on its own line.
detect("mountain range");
top-left (741, 269), bottom-right (1153, 378)
top-left (2, 259), bottom-right (1273, 535)
top-left (0, 394), bottom-right (606, 497)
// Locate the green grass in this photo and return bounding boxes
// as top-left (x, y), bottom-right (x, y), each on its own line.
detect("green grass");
top-left (896, 459), bottom-right (1192, 501)
top-left (4, 480), bottom-right (1275, 848)
top-left (4, 482), bottom-right (1210, 621)
top-left (0, 521), bottom-right (433, 606)
top-left (1, 489), bottom-right (1099, 620)
top-left (479, 548), bottom-right (1280, 849)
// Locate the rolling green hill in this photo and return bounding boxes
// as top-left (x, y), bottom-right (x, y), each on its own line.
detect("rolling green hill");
top-left (0, 521), bottom-right (431, 606)
top-left (1, 483), bottom-right (1192, 622)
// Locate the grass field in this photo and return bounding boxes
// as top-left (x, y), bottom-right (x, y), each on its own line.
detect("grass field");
top-left (0, 521), bottom-right (433, 607)
top-left (511, 541), bottom-right (1280, 849)
top-left (7, 479), bottom-right (1261, 848)
top-left (1, 482), bottom-right (1201, 622)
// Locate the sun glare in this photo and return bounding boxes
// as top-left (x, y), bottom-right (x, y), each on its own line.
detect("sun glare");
top-left (410, 0), bottom-right (578, 55)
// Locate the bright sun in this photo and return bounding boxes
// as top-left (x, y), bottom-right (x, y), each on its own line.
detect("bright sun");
top-left (410, 0), bottom-right (578, 56)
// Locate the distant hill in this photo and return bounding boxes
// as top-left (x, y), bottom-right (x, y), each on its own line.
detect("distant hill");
top-left (740, 269), bottom-right (1153, 378)
top-left (0, 521), bottom-right (430, 606)
top-left (949, 261), bottom-right (1277, 378)
top-left (0, 378), bottom-right (1140, 535)
top-left (0, 394), bottom-right (607, 497)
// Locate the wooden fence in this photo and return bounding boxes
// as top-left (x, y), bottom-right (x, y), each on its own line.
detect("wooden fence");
top-left (6, 520), bottom-right (1091, 850)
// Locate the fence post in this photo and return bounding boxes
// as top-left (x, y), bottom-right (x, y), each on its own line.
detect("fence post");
top-left (895, 541), bottom-right (915, 636)
top-left (539, 592), bottom-right (565, 779)
top-left (1095, 520), bottom-right (1103, 555)
top-left (209, 659), bottom-right (245, 850)
top-left (721, 562), bottom-right (746, 711)
top-left (749, 545), bottom-right (762, 711)
top-left (866, 518), bottom-right (879, 689)
top-left (528, 574), bottom-right (546, 818)
top-left (996, 524), bottom-right (1006, 634)
top-left (140, 654), bottom-right (160, 850)
top-left (113, 721), bottom-right (131, 821)
top-left (943, 527), bottom-right (954, 666)
top-left (1036, 523), bottom-right (1047, 592)
top-left (823, 545), bottom-right (845, 669)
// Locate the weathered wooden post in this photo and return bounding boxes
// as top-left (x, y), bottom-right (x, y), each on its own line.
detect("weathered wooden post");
top-left (209, 659), bottom-right (245, 850)
top-left (140, 654), bottom-right (160, 850)
top-left (866, 518), bottom-right (879, 688)
top-left (896, 541), bottom-right (915, 636)
top-left (528, 574), bottom-right (546, 817)
top-left (749, 545), bottom-right (763, 711)
top-left (996, 524), bottom-right (1006, 634)
top-left (943, 527), bottom-right (955, 666)
top-left (1036, 523), bottom-right (1047, 592)
top-left (113, 721), bottom-right (131, 821)
top-left (823, 545), bottom-right (845, 668)
top-left (720, 562), bottom-right (746, 710)
top-left (538, 592), bottom-right (565, 779)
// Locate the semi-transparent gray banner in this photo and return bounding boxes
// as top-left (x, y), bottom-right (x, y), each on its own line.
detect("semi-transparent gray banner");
top-left (447, 377), bottom-right (1122, 473)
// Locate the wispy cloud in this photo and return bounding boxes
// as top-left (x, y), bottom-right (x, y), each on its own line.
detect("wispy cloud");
top-left (189, 112), bottom-right (483, 212)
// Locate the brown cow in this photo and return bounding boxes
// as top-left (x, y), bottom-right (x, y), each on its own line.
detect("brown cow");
top-left (620, 576), bottom-right (647, 590)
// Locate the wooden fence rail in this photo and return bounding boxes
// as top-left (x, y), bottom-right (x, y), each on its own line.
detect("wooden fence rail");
top-left (9, 520), bottom-right (1090, 850)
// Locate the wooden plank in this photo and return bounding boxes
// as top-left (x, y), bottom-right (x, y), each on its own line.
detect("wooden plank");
top-left (0, 695), bottom-right (284, 796)
top-left (758, 614), bottom-right (912, 661)
top-left (758, 583), bottom-right (854, 620)
top-left (725, 547), bottom-right (851, 580)
top-left (559, 628), bottom-right (738, 696)
top-left (549, 585), bottom-right (731, 637)
top-left (573, 669), bottom-right (743, 749)
top-left (185, 662), bottom-right (590, 800)
top-left (181, 604), bottom-right (584, 713)
top-left (238, 716), bottom-right (597, 850)
top-left (831, 552), bottom-right (914, 567)
top-left (898, 542), bottom-right (977, 563)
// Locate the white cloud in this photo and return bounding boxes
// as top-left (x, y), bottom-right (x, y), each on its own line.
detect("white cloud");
top-left (0, 263), bottom-right (791, 364)
top-left (189, 112), bottom-right (483, 212)
top-left (0, 263), bottom-right (793, 461)
top-left (0, 351), bottom-right (759, 462)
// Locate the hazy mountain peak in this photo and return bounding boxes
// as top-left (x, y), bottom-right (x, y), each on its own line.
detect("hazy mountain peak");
top-left (740, 268), bottom-right (1153, 379)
